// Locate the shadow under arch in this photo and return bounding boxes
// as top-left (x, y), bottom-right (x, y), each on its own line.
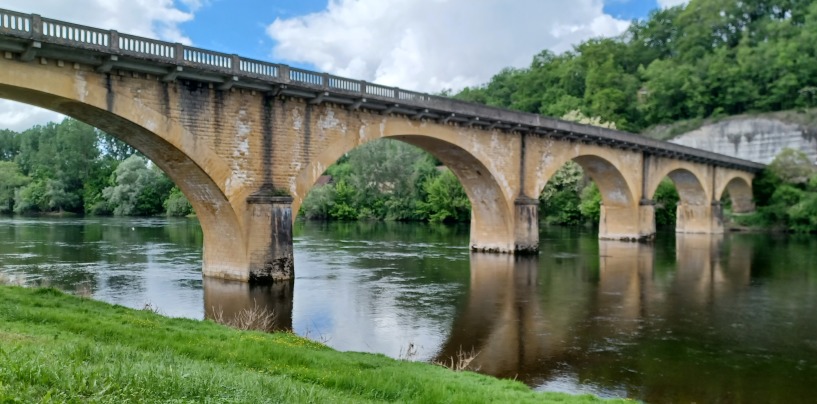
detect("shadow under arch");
top-left (0, 74), bottom-right (247, 278)
top-left (572, 155), bottom-right (636, 209)
top-left (293, 134), bottom-right (515, 252)
top-left (716, 176), bottom-right (755, 213)
top-left (648, 168), bottom-right (709, 207)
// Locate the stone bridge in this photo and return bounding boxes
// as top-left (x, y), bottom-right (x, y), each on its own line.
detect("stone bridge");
top-left (0, 9), bottom-right (763, 282)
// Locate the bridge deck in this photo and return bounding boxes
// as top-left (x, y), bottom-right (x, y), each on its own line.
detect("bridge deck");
top-left (0, 7), bottom-right (764, 172)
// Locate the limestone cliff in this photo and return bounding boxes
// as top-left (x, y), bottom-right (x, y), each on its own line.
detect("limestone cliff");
top-left (666, 113), bottom-right (817, 165)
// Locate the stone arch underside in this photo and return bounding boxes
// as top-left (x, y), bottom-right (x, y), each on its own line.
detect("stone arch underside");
top-left (718, 176), bottom-right (755, 213)
top-left (654, 169), bottom-right (709, 206)
top-left (292, 133), bottom-right (516, 252)
top-left (0, 80), bottom-right (248, 280)
top-left (571, 155), bottom-right (636, 209)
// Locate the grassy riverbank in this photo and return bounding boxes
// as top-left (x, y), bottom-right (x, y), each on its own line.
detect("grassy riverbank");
top-left (0, 286), bottom-right (621, 403)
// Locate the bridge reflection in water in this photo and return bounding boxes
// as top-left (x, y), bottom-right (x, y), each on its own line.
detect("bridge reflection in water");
top-left (203, 278), bottom-right (294, 332)
top-left (201, 234), bottom-right (815, 402)
top-left (435, 235), bottom-right (764, 401)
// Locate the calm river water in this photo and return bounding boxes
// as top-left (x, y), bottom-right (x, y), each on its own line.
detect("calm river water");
top-left (1, 216), bottom-right (816, 402)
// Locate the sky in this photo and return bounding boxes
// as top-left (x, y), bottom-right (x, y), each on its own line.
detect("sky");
top-left (0, 0), bottom-right (689, 132)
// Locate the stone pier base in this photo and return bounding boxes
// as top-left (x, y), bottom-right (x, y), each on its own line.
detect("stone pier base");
top-left (599, 205), bottom-right (655, 241)
top-left (514, 196), bottom-right (539, 254)
top-left (676, 202), bottom-right (724, 234)
top-left (245, 191), bottom-right (294, 282)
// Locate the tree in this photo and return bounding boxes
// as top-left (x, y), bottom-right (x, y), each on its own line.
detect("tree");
top-left (164, 186), bottom-right (193, 217)
top-left (0, 161), bottom-right (30, 213)
top-left (416, 169), bottom-right (470, 223)
top-left (0, 129), bottom-right (20, 161)
top-left (539, 161), bottom-right (585, 224)
top-left (579, 183), bottom-right (602, 224)
top-left (14, 180), bottom-right (47, 214)
top-left (102, 155), bottom-right (171, 216)
top-left (561, 110), bottom-right (617, 129)
top-left (300, 182), bottom-right (335, 220)
top-left (654, 179), bottom-right (680, 227)
top-left (327, 179), bottom-right (358, 221)
top-left (768, 148), bottom-right (815, 184)
top-left (12, 119), bottom-right (101, 213)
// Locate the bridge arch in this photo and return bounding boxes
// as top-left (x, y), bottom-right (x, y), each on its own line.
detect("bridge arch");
top-left (643, 159), bottom-right (724, 234)
top-left (647, 168), bottom-right (711, 206)
top-left (646, 165), bottom-right (711, 206)
top-left (291, 120), bottom-right (516, 252)
top-left (532, 145), bottom-right (643, 240)
top-left (0, 62), bottom-right (249, 280)
top-left (571, 155), bottom-right (637, 210)
top-left (716, 175), bottom-right (755, 213)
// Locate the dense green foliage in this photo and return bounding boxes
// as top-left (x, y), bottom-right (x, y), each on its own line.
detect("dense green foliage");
top-left (0, 286), bottom-right (619, 403)
top-left (539, 161), bottom-right (589, 225)
top-left (416, 168), bottom-right (471, 223)
top-left (654, 179), bottom-right (681, 227)
top-left (454, 0), bottom-right (817, 133)
top-left (734, 148), bottom-right (817, 232)
top-left (0, 118), bottom-right (191, 217)
top-left (300, 140), bottom-right (470, 223)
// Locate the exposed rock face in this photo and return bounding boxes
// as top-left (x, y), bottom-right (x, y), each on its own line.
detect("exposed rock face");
top-left (670, 118), bottom-right (817, 164)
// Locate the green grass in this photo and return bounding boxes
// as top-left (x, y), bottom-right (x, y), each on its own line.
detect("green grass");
top-left (0, 286), bottom-right (624, 403)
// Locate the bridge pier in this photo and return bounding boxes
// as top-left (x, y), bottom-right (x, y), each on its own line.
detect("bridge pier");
top-left (639, 199), bottom-right (657, 240)
top-left (513, 196), bottom-right (539, 254)
top-left (675, 201), bottom-right (724, 234)
top-left (244, 190), bottom-right (295, 282)
top-left (599, 204), bottom-right (655, 241)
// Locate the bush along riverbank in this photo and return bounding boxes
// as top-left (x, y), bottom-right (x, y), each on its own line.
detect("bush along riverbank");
top-left (730, 148), bottom-right (817, 233)
top-left (0, 286), bottom-right (624, 403)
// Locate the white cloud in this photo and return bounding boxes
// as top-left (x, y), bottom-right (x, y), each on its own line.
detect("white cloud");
top-left (0, 102), bottom-right (63, 132)
top-left (0, 0), bottom-right (196, 131)
top-left (657, 0), bottom-right (689, 8)
top-left (266, 0), bottom-right (630, 92)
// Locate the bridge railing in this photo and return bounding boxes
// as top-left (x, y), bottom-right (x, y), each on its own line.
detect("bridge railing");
top-left (328, 75), bottom-right (361, 93)
top-left (0, 9), bottom-right (30, 35)
top-left (41, 16), bottom-right (110, 49)
top-left (182, 45), bottom-right (233, 72)
top-left (239, 57), bottom-right (279, 80)
top-left (118, 33), bottom-right (175, 61)
top-left (289, 67), bottom-right (323, 86)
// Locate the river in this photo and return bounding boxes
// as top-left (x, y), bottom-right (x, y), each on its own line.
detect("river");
top-left (0, 216), bottom-right (815, 402)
